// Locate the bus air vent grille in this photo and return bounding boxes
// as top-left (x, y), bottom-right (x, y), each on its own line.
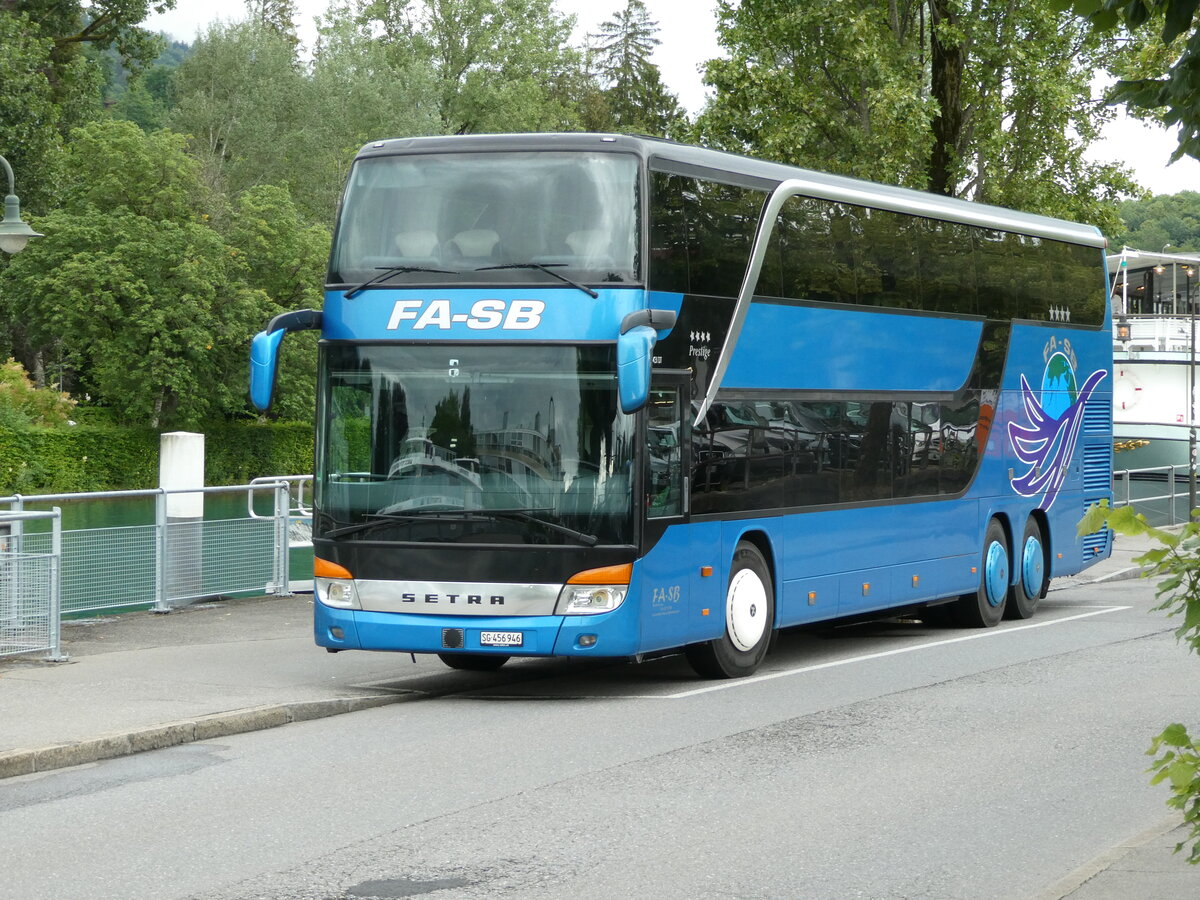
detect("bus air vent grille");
top-left (1083, 445), bottom-right (1111, 493)
top-left (1083, 395), bottom-right (1111, 434)
top-left (1081, 498), bottom-right (1111, 559)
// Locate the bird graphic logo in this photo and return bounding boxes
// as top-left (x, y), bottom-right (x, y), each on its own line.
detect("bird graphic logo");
top-left (1006, 345), bottom-right (1106, 510)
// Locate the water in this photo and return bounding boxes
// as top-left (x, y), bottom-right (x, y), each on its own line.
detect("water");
top-left (5, 490), bottom-right (313, 615)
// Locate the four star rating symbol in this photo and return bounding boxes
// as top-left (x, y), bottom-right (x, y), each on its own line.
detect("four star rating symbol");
top-left (690, 330), bottom-right (712, 342)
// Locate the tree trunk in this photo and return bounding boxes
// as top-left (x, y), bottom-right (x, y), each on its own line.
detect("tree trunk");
top-left (927, 0), bottom-right (964, 196)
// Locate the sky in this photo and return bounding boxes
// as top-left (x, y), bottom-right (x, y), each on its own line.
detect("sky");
top-left (144, 0), bottom-right (1200, 199)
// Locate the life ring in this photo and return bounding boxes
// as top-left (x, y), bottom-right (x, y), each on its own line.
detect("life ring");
top-left (1113, 367), bottom-right (1142, 412)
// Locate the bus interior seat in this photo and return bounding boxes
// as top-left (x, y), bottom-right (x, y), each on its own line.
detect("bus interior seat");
top-left (445, 229), bottom-right (501, 266)
top-left (565, 230), bottom-right (615, 268)
top-left (393, 230), bottom-right (441, 266)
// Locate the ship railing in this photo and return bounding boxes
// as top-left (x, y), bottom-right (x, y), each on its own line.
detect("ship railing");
top-left (1112, 464), bottom-right (1194, 526)
top-left (1116, 315), bottom-right (1194, 353)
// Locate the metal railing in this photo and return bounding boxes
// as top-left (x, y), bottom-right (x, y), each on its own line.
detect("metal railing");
top-left (2, 480), bottom-right (310, 616)
top-left (248, 475), bottom-right (312, 520)
top-left (0, 508), bottom-right (65, 660)
top-left (1113, 465), bottom-right (1195, 526)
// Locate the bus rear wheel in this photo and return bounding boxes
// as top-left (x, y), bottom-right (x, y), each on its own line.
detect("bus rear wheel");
top-left (952, 518), bottom-right (1009, 627)
top-left (1006, 517), bottom-right (1047, 620)
top-left (685, 541), bottom-right (774, 679)
top-left (438, 653), bottom-right (510, 671)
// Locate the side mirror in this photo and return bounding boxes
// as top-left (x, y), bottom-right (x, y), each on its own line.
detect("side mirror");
top-left (617, 325), bottom-right (656, 414)
top-left (616, 308), bottom-right (677, 414)
top-left (249, 309), bottom-right (322, 411)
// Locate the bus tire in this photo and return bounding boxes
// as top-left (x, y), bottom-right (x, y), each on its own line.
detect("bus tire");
top-left (438, 653), bottom-right (510, 671)
top-left (1006, 517), bottom-right (1047, 620)
top-left (685, 541), bottom-right (774, 678)
top-left (953, 518), bottom-right (1008, 627)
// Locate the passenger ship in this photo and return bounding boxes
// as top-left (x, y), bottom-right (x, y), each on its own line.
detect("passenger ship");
top-left (1110, 247), bottom-right (1200, 471)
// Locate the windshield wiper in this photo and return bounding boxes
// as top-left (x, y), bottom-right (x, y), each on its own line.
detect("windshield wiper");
top-left (324, 510), bottom-right (598, 546)
top-left (477, 509), bottom-right (599, 546)
top-left (324, 513), bottom-right (428, 539)
top-left (476, 263), bottom-right (599, 299)
top-left (344, 265), bottom-right (458, 300)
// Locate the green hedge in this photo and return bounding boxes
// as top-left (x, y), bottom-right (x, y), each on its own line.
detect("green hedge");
top-left (0, 422), bottom-right (314, 495)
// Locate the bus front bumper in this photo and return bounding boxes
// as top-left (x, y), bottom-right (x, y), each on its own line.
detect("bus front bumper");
top-left (314, 602), bottom-right (641, 658)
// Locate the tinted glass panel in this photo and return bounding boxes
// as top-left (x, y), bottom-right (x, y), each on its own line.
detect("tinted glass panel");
top-left (650, 171), bottom-right (767, 298)
top-left (754, 196), bottom-right (1105, 324)
top-left (646, 386), bottom-right (684, 518)
top-left (316, 345), bottom-right (636, 546)
top-left (691, 395), bottom-right (981, 514)
top-left (332, 152), bottom-right (640, 288)
top-left (650, 174), bottom-right (1105, 321)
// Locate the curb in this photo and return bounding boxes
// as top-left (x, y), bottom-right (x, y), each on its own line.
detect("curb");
top-left (1049, 565), bottom-right (1147, 591)
top-left (1089, 564), bottom-right (1148, 584)
top-left (1032, 815), bottom-right (1184, 900)
top-left (0, 692), bottom-right (411, 781)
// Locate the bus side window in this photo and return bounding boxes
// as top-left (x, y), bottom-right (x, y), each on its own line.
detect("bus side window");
top-left (646, 386), bottom-right (684, 518)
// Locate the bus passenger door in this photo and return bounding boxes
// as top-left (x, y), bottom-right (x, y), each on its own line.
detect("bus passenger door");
top-left (639, 377), bottom-right (709, 651)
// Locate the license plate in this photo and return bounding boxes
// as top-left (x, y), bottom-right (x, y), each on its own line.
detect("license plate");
top-left (480, 630), bottom-right (523, 647)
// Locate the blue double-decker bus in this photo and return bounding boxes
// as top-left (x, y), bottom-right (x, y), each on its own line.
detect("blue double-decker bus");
top-left (250, 134), bottom-right (1113, 678)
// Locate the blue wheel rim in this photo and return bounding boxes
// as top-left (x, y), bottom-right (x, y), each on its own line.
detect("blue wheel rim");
top-left (984, 540), bottom-right (1008, 607)
top-left (1022, 535), bottom-right (1043, 597)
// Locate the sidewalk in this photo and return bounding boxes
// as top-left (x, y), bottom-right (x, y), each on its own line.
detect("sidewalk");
top-left (0, 531), bottom-right (1193, 898)
top-left (0, 592), bottom-right (430, 778)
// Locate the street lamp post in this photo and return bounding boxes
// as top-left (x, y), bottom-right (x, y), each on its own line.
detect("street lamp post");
top-left (1189, 266), bottom-right (1197, 518)
top-left (0, 153), bottom-right (42, 255)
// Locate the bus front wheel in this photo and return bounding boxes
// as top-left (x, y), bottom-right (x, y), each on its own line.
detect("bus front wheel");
top-left (438, 653), bottom-right (510, 671)
top-left (685, 541), bottom-right (775, 679)
top-left (953, 518), bottom-right (1009, 627)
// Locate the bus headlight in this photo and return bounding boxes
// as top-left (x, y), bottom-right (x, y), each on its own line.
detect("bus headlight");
top-left (556, 563), bottom-right (633, 615)
top-left (556, 584), bottom-right (627, 615)
top-left (315, 576), bottom-right (361, 610)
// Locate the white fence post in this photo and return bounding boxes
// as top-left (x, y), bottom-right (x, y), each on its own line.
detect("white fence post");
top-left (153, 488), bottom-right (169, 613)
top-left (160, 432), bottom-right (205, 608)
top-left (274, 482), bottom-right (290, 596)
top-left (46, 507), bottom-right (66, 661)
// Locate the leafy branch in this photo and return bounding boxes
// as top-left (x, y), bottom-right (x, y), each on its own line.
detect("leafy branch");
top-left (1079, 501), bottom-right (1200, 860)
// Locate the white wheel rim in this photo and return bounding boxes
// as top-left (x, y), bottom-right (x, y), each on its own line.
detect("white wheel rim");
top-left (727, 568), bottom-right (768, 652)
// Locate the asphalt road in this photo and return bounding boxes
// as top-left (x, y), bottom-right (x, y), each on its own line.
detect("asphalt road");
top-left (2, 576), bottom-right (1197, 900)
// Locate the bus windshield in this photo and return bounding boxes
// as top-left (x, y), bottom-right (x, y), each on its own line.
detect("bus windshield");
top-left (316, 344), bottom-right (637, 546)
top-left (329, 151), bottom-right (640, 288)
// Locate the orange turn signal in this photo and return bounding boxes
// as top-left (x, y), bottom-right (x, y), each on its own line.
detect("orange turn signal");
top-left (567, 563), bottom-right (633, 585)
top-left (314, 556), bottom-right (353, 579)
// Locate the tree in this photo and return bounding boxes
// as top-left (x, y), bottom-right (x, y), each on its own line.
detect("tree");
top-left (309, 1), bottom-right (442, 215)
top-left (1113, 191), bottom-right (1200, 250)
top-left (357, 0), bottom-right (586, 135)
top-left (224, 184), bottom-right (332, 421)
top-left (246, 0), bottom-right (300, 47)
top-left (0, 358), bottom-right (75, 428)
top-left (105, 39), bottom-right (191, 132)
top-left (1058, 1), bottom-right (1200, 162)
top-left (167, 21), bottom-right (311, 217)
top-left (0, 120), bottom-right (270, 427)
top-left (0, 11), bottom-right (68, 221)
top-left (697, 0), bottom-right (1141, 233)
top-left (587, 0), bottom-right (687, 137)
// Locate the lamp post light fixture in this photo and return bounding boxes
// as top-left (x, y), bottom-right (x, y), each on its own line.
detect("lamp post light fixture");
top-left (0, 153), bottom-right (42, 255)
top-left (1116, 316), bottom-right (1132, 343)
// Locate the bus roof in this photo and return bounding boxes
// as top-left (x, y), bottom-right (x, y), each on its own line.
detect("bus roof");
top-left (353, 133), bottom-right (1108, 250)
